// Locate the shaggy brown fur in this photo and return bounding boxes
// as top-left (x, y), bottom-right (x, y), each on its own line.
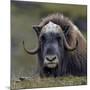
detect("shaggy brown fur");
top-left (35, 13), bottom-right (87, 76)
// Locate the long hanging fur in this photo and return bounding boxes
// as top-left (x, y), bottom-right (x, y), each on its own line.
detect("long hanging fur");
top-left (34, 13), bottom-right (87, 76)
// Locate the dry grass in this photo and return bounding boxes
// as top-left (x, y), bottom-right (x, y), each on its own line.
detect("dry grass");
top-left (11, 76), bottom-right (87, 90)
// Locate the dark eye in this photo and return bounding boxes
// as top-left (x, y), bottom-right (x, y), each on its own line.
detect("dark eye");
top-left (40, 35), bottom-right (46, 41)
top-left (56, 35), bottom-right (61, 41)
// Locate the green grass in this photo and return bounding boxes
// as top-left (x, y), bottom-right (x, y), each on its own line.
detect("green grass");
top-left (11, 76), bottom-right (87, 90)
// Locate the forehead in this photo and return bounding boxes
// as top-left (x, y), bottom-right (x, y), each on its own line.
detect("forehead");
top-left (41, 21), bottom-right (62, 34)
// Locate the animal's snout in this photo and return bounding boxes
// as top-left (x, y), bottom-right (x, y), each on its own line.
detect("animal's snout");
top-left (44, 55), bottom-right (59, 68)
top-left (46, 55), bottom-right (57, 62)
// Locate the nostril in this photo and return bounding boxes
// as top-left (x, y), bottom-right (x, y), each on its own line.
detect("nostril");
top-left (46, 57), bottom-right (51, 61)
top-left (46, 55), bottom-right (56, 61)
top-left (52, 56), bottom-right (56, 61)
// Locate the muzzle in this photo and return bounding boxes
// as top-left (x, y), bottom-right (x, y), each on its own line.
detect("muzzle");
top-left (44, 55), bottom-right (59, 68)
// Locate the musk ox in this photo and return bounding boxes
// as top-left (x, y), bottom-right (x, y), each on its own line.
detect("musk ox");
top-left (23, 13), bottom-right (87, 77)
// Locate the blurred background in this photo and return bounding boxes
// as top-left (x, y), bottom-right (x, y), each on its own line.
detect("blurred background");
top-left (11, 0), bottom-right (87, 80)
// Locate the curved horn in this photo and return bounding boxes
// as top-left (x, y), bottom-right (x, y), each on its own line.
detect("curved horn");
top-left (22, 41), bottom-right (39, 55)
top-left (63, 35), bottom-right (78, 51)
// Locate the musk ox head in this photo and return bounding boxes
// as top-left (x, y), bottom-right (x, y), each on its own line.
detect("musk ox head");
top-left (23, 13), bottom-right (86, 77)
top-left (23, 21), bottom-right (78, 69)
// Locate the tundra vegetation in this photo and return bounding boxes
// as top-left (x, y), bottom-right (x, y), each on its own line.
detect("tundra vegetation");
top-left (11, 76), bottom-right (87, 89)
top-left (11, 1), bottom-right (87, 89)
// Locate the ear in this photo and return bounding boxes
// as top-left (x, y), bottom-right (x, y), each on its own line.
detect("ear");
top-left (63, 25), bottom-right (70, 34)
top-left (32, 25), bottom-right (41, 36)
